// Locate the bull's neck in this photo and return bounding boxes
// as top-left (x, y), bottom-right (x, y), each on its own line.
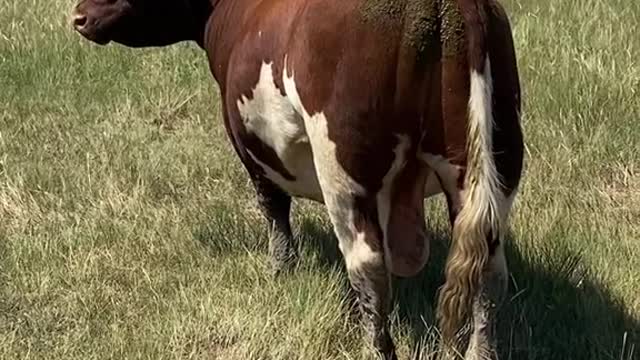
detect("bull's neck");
top-left (186, 0), bottom-right (217, 47)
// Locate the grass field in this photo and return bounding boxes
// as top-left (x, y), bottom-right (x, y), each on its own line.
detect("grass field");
top-left (1, 0), bottom-right (638, 359)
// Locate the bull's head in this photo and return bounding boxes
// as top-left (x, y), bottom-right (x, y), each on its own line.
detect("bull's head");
top-left (71, 0), bottom-right (209, 47)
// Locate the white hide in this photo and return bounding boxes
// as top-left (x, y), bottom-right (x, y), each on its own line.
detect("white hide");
top-left (419, 152), bottom-right (464, 204)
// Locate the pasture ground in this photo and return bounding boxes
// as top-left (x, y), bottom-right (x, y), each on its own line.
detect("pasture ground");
top-left (1, 0), bottom-right (638, 359)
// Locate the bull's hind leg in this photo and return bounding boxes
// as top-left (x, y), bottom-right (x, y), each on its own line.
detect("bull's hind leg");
top-left (464, 245), bottom-right (506, 360)
top-left (251, 175), bottom-right (297, 274)
top-left (462, 193), bottom-right (514, 360)
top-left (437, 183), bottom-right (513, 360)
top-left (346, 197), bottom-right (396, 359)
top-left (305, 175), bottom-right (394, 357)
top-left (315, 180), bottom-right (396, 359)
top-left (301, 125), bottom-right (401, 359)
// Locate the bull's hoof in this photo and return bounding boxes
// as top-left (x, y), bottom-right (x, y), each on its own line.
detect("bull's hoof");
top-left (270, 250), bottom-right (298, 276)
top-left (365, 346), bottom-right (397, 360)
top-left (366, 332), bottom-right (397, 360)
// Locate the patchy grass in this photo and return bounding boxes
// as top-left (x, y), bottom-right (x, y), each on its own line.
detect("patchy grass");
top-left (0, 0), bottom-right (638, 359)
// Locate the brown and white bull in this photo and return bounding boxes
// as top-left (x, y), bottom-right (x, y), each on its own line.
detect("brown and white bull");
top-left (71, 0), bottom-right (524, 358)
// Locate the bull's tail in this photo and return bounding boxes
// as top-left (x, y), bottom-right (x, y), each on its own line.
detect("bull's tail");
top-left (437, 0), bottom-right (503, 343)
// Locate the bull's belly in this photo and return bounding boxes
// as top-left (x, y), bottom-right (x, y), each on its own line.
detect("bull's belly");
top-left (246, 140), bottom-right (324, 202)
top-left (245, 141), bottom-right (449, 203)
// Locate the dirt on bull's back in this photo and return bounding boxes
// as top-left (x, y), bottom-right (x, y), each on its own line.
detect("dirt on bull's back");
top-left (359, 0), bottom-right (466, 61)
top-left (439, 0), bottom-right (466, 57)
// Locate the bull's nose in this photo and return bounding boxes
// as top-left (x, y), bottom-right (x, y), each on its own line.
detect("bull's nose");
top-left (72, 13), bottom-right (88, 29)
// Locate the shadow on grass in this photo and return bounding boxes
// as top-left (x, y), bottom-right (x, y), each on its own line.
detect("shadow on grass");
top-left (194, 208), bottom-right (638, 360)
top-left (297, 221), bottom-right (638, 360)
top-left (495, 239), bottom-right (638, 360)
top-left (192, 204), bottom-right (268, 255)
top-left (296, 217), bottom-right (343, 270)
top-left (394, 231), bottom-right (639, 360)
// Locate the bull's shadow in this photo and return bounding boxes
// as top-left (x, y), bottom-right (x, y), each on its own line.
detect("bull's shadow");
top-left (296, 217), bottom-right (639, 360)
top-left (193, 205), bottom-right (638, 359)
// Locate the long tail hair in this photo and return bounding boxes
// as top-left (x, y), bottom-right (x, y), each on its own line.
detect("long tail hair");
top-left (436, 0), bottom-right (503, 343)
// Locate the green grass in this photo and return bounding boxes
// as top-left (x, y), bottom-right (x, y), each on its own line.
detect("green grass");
top-left (0, 0), bottom-right (638, 359)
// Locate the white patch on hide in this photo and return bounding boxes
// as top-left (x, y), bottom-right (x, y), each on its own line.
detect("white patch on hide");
top-left (236, 61), bottom-right (322, 201)
top-left (419, 153), bottom-right (464, 203)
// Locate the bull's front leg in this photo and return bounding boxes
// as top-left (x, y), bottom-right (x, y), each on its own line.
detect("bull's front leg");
top-left (251, 175), bottom-right (298, 274)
